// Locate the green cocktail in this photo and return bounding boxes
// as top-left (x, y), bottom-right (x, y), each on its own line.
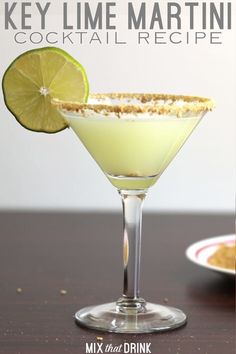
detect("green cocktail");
top-left (54, 93), bottom-right (214, 333)
top-left (66, 104), bottom-right (201, 189)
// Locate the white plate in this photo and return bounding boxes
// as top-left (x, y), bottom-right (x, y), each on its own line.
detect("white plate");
top-left (186, 234), bottom-right (235, 276)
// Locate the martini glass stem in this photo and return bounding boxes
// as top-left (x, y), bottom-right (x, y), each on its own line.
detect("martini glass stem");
top-left (117, 190), bottom-right (147, 311)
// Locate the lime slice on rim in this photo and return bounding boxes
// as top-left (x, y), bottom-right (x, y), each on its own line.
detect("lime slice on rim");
top-left (2, 47), bottom-right (89, 133)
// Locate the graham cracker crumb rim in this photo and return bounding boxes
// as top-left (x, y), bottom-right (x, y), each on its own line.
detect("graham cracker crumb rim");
top-left (52, 93), bottom-right (215, 116)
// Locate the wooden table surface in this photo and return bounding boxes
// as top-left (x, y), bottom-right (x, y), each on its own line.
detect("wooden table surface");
top-left (0, 212), bottom-right (234, 354)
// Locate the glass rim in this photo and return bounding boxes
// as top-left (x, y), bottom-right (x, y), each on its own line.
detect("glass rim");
top-left (52, 93), bottom-right (215, 117)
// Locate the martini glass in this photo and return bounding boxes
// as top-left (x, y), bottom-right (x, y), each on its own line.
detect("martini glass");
top-left (54, 93), bottom-right (214, 333)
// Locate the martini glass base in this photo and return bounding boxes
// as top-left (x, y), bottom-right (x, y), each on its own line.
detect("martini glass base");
top-left (75, 301), bottom-right (187, 333)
